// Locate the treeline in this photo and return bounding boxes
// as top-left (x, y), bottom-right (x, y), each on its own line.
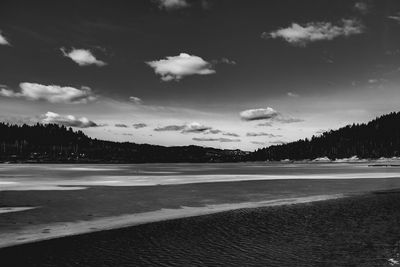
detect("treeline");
top-left (249, 112), bottom-right (400, 161)
top-left (0, 123), bottom-right (246, 163)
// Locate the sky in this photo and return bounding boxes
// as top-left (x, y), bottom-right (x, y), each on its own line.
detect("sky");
top-left (1, 0), bottom-right (400, 151)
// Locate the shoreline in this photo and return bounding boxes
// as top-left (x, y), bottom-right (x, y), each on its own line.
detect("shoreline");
top-left (0, 193), bottom-right (344, 249)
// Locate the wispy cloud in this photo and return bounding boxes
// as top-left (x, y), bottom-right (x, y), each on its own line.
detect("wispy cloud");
top-left (388, 13), bottom-right (400, 22)
top-left (193, 137), bottom-right (241, 143)
top-left (240, 107), bottom-right (278, 121)
top-left (154, 125), bottom-right (186, 132)
top-left (222, 132), bottom-right (240, 137)
top-left (264, 19), bottom-right (364, 46)
top-left (146, 53), bottom-right (215, 81)
top-left (129, 96), bottom-right (143, 104)
top-left (154, 122), bottom-right (215, 134)
top-left (115, 124), bottom-right (128, 128)
top-left (0, 31), bottom-right (10, 46)
top-left (246, 132), bottom-right (281, 137)
top-left (275, 117), bottom-right (304, 123)
top-left (287, 92), bottom-right (299, 97)
top-left (354, 1), bottom-right (370, 14)
top-left (61, 48), bottom-right (107, 66)
top-left (133, 123), bottom-right (147, 129)
top-left (155, 0), bottom-right (189, 10)
top-left (0, 83), bottom-right (97, 104)
top-left (251, 141), bottom-right (268, 145)
top-left (41, 112), bottom-right (99, 128)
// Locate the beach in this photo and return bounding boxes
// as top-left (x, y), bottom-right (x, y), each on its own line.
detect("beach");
top-left (2, 163), bottom-right (400, 266)
top-left (2, 190), bottom-right (400, 266)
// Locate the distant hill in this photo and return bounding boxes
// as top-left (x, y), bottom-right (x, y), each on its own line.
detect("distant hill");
top-left (248, 112), bottom-right (400, 161)
top-left (0, 123), bottom-right (247, 163)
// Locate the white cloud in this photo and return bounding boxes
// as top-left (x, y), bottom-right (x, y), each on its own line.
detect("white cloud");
top-left (0, 31), bottom-right (10, 46)
top-left (41, 112), bottom-right (99, 128)
top-left (240, 107), bottom-right (278, 121)
top-left (192, 137), bottom-right (241, 143)
top-left (155, 0), bottom-right (189, 10)
top-left (146, 53), bottom-right (215, 81)
top-left (129, 96), bottom-right (143, 104)
top-left (0, 83), bottom-right (97, 104)
top-left (61, 48), bottom-right (107, 66)
top-left (264, 19), bottom-right (364, 46)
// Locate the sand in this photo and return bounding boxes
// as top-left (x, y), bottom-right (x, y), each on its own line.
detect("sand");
top-left (0, 194), bottom-right (343, 248)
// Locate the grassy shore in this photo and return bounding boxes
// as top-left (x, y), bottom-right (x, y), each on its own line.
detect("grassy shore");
top-left (2, 190), bottom-right (400, 266)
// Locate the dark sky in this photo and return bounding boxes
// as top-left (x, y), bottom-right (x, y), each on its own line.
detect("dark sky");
top-left (1, 0), bottom-right (400, 150)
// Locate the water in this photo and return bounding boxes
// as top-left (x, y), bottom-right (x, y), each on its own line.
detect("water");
top-left (2, 161), bottom-right (400, 191)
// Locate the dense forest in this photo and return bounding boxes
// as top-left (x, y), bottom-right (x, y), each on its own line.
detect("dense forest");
top-left (2, 111), bottom-right (400, 163)
top-left (0, 123), bottom-right (246, 163)
top-left (249, 112), bottom-right (400, 161)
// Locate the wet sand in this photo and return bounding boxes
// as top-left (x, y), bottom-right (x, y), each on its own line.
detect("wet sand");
top-left (0, 194), bottom-right (342, 248)
top-left (3, 178), bottom-right (400, 250)
top-left (2, 191), bottom-right (400, 266)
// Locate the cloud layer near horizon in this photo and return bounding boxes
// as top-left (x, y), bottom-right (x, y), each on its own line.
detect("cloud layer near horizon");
top-left (41, 111), bottom-right (99, 128)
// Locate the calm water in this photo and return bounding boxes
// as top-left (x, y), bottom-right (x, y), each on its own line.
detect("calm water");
top-left (2, 161), bottom-right (400, 191)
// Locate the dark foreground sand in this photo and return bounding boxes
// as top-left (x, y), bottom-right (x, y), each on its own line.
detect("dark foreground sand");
top-left (2, 190), bottom-right (400, 266)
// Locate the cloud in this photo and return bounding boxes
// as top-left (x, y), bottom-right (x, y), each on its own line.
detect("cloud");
top-left (0, 83), bottom-right (97, 104)
top-left (153, 122), bottom-right (223, 134)
top-left (41, 112), bottom-right (99, 128)
top-left (154, 125), bottom-right (186, 132)
top-left (222, 132), bottom-right (240, 137)
top-left (240, 107), bottom-right (278, 121)
top-left (0, 31), bottom-right (10, 45)
top-left (115, 124), bottom-right (128, 128)
top-left (218, 58), bottom-right (237, 65)
top-left (61, 48), bottom-right (107, 66)
top-left (257, 122), bottom-right (273, 127)
top-left (133, 123), bottom-right (147, 129)
top-left (251, 141), bottom-right (268, 145)
top-left (264, 19), bottom-right (364, 46)
top-left (129, 96), bottom-right (143, 104)
top-left (241, 107), bottom-right (303, 126)
top-left (146, 53), bottom-right (215, 81)
top-left (388, 13), bottom-right (400, 22)
top-left (246, 132), bottom-right (281, 137)
top-left (192, 137), bottom-right (241, 143)
top-left (182, 122), bottom-right (212, 133)
top-left (155, 0), bottom-right (189, 10)
top-left (354, 1), bottom-right (370, 14)
top-left (287, 92), bottom-right (299, 97)
top-left (154, 122), bottom-right (212, 133)
top-left (274, 117), bottom-right (304, 123)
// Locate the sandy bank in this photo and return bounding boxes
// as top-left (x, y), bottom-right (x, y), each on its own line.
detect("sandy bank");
top-left (0, 194), bottom-right (343, 249)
